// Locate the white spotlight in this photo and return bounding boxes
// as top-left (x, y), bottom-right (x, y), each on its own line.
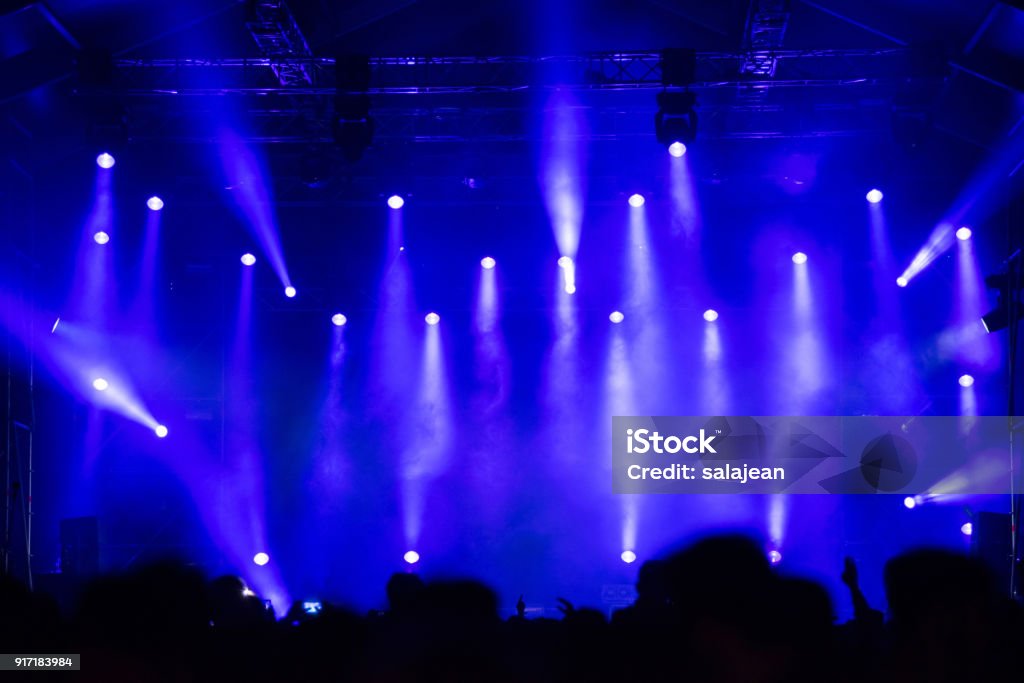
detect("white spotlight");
top-left (668, 141), bottom-right (687, 158)
top-left (403, 550), bottom-right (420, 564)
top-left (956, 226), bottom-right (972, 241)
top-left (792, 252), bottom-right (808, 264)
top-left (331, 313), bottom-right (347, 327)
top-left (92, 378), bottom-right (109, 392)
top-left (425, 312), bottom-right (440, 325)
top-left (896, 276), bottom-right (908, 288)
top-left (609, 311), bottom-right (624, 324)
top-left (96, 152), bottom-right (115, 169)
top-left (703, 309), bottom-right (719, 322)
top-left (284, 286), bottom-right (297, 298)
top-left (481, 256), bottom-right (496, 269)
top-left (557, 256), bottom-right (573, 269)
top-left (620, 550), bottom-right (637, 564)
top-left (253, 552), bottom-right (270, 566)
top-left (146, 196), bottom-right (164, 211)
top-left (387, 195), bottom-right (405, 209)
top-left (628, 193), bottom-right (645, 208)
top-left (958, 374), bottom-right (974, 388)
top-left (241, 253), bottom-right (256, 266)
top-left (154, 425), bottom-right (169, 438)
top-left (94, 231), bottom-right (110, 245)
top-left (866, 189), bottom-right (883, 204)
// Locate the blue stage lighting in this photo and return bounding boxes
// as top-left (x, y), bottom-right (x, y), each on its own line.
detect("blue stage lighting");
top-left (92, 378), bottom-right (109, 391)
top-left (956, 226), bottom-right (972, 241)
top-left (96, 152), bottom-right (115, 169)
top-left (253, 552), bottom-right (270, 566)
top-left (155, 425), bottom-right (168, 438)
top-left (703, 309), bottom-right (719, 322)
top-left (628, 193), bottom-right (645, 208)
top-left (620, 550), bottom-right (637, 563)
top-left (241, 253), bottom-right (256, 266)
top-left (94, 231), bottom-right (110, 245)
top-left (425, 312), bottom-right (440, 326)
top-left (792, 252), bottom-right (808, 264)
top-left (332, 313), bottom-right (347, 327)
top-left (388, 195), bottom-right (405, 209)
top-left (609, 311), bottom-right (624, 324)
top-left (668, 141), bottom-right (687, 158)
top-left (896, 276), bottom-right (908, 288)
top-left (403, 550), bottom-right (420, 564)
top-left (903, 496), bottom-right (917, 509)
top-left (284, 286), bottom-right (297, 298)
top-left (146, 196), bottom-right (164, 211)
top-left (958, 374), bottom-right (974, 387)
top-left (866, 189), bottom-right (883, 204)
top-left (768, 550), bottom-right (782, 565)
top-left (481, 256), bottom-right (496, 269)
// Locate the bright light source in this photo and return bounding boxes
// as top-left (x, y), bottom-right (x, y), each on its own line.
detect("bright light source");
top-left (768, 550), bottom-right (782, 565)
top-left (242, 588), bottom-right (255, 597)
top-left (331, 313), bottom-right (347, 327)
top-left (903, 496), bottom-right (917, 510)
top-left (866, 189), bottom-right (883, 204)
top-left (628, 193), bottom-right (645, 208)
top-left (481, 256), bottom-right (496, 269)
top-left (94, 231), bottom-right (110, 245)
top-left (703, 309), bottom-right (719, 322)
top-left (609, 311), bottom-right (624, 324)
top-left (565, 284), bottom-right (576, 294)
top-left (154, 425), bottom-right (168, 438)
top-left (960, 522), bottom-right (973, 536)
top-left (896, 276), bottom-right (908, 288)
top-left (620, 550), bottom-right (637, 564)
top-left (92, 378), bottom-right (109, 392)
top-left (146, 196), bottom-right (164, 211)
top-left (668, 141), bottom-right (687, 158)
top-left (792, 252), bottom-right (808, 264)
top-left (241, 253), bottom-right (256, 266)
top-left (557, 256), bottom-right (573, 269)
top-left (403, 550), bottom-right (420, 565)
top-left (52, 318), bottom-right (60, 334)
top-left (958, 374), bottom-right (975, 388)
top-left (253, 552), bottom-right (270, 566)
top-left (96, 152), bottom-right (115, 169)
top-left (956, 226), bottom-right (972, 241)
top-left (425, 312), bottom-right (440, 325)
top-left (387, 195), bottom-right (405, 209)
top-left (284, 286), bottom-right (297, 298)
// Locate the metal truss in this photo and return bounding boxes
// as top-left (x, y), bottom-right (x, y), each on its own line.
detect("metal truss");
top-left (111, 48), bottom-right (943, 95)
top-left (244, 1), bottom-right (314, 87)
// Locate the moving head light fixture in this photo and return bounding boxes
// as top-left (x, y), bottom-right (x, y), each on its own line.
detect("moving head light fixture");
top-left (655, 48), bottom-right (698, 152)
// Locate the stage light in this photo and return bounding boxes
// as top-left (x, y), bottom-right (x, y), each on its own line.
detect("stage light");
top-left (668, 141), bottom-right (687, 157)
top-left (961, 522), bottom-right (973, 536)
top-left (331, 313), bottom-right (347, 327)
top-left (284, 286), bottom-right (297, 298)
top-left (703, 309), bottom-right (719, 322)
top-left (792, 252), bottom-right (808, 264)
top-left (241, 253), bottom-right (256, 266)
top-left (96, 152), bottom-right (115, 169)
top-left (628, 193), bottom-right (645, 208)
top-left (958, 374), bottom-right (974, 388)
top-left (565, 284), bottom-right (576, 294)
top-left (620, 550), bottom-right (637, 564)
top-left (655, 89), bottom-right (698, 152)
top-left (154, 424), bottom-right (168, 438)
top-left (94, 231), bottom-right (110, 245)
top-left (92, 378), bottom-right (109, 392)
top-left (146, 196), bottom-right (164, 211)
top-left (896, 276), bottom-right (908, 288)
top-left (253, 552), bottom-right (270, 566)
top-left (903, 496), bottom-right (917, 509)
top-left (387, 195), bottom-right (404, 209)
top-left (51, 318), bottom-right (60, 334)
top-left (768, 550), bottom-right (782, 565)
top-left (403, 550), bottom-right (420, 565)
top-left (481, 256), bottom-right (496, 269)
top-left (866, 189), bottom-right (883, 204)
top-left (557, 256), bottom-right (573, 269)
top-left (956, 226), bottom-right (971, 241)
top-left (425, 312), bottom-right (440, 325)
top-left (609, 311), bottom-right (624, 324)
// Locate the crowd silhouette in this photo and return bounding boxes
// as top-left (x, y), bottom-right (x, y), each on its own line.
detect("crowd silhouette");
top-left (1, 534), bottom-right (1020, 682)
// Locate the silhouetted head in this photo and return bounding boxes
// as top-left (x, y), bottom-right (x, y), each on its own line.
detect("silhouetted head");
top-left (386, 572), bottom-right (425, 615)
